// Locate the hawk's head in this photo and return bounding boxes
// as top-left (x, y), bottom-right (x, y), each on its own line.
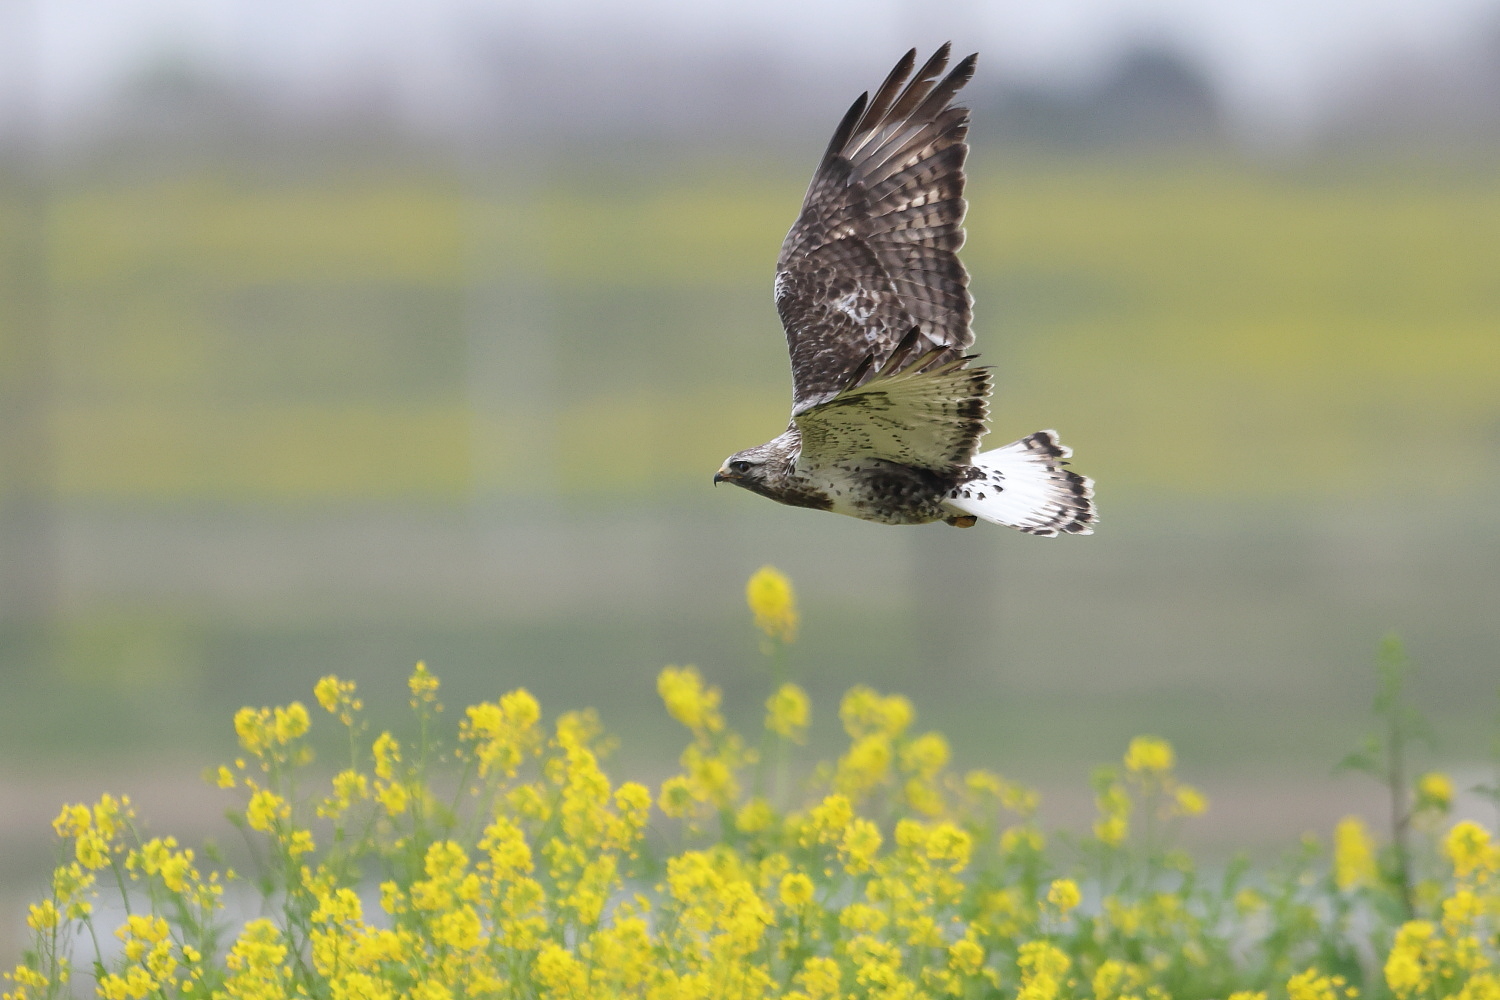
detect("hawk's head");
top-left (714, 434), bottom-right (797, 499)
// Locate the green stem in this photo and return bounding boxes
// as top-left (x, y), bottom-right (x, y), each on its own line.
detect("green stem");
top-left (752, 639), bottom-right (789, 804)
top-left (1388, 695), bottom-right (1414, 919)
top-left (770, 643), bottom-right (790, 805)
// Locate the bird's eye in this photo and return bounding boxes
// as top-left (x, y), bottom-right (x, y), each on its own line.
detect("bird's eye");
top-left (730, 460), bottom-right (753, 474)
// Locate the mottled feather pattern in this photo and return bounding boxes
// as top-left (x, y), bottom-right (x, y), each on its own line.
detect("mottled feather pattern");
top-left (776, 43), bottom-right (977, 411)
top-left (795, 357), bottom-right (991, 474)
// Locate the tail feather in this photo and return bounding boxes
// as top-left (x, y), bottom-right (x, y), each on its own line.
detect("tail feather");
top-left (943, 430), bottom-right (1096, 536)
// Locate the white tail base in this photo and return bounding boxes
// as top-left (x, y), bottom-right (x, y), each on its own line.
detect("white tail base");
top-left (942, 430), bottom-right (1096, 536)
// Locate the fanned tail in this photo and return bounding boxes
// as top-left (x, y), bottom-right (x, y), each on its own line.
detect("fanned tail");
top-left (942, 430), bottom-right (1096, 536)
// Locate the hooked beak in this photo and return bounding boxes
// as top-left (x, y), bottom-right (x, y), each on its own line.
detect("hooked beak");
top-left (713, 465), bottom-right (737, 486)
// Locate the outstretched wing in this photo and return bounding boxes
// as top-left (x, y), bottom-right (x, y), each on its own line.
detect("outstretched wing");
top-left (795, 331), bottom-right (990, 474)
top-left (776, 44), bottom-right (977, 414)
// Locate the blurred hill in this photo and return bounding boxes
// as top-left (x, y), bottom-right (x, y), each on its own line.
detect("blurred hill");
top-left (15, 22), bottom-right (1500, 158)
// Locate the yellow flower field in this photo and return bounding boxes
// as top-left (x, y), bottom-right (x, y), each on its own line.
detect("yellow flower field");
top-left (5, 568), bottom-right (1498, 999)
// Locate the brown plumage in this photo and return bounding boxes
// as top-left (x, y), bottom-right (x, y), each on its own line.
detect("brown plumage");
top-left (775, 44), bottom-right (977, 413)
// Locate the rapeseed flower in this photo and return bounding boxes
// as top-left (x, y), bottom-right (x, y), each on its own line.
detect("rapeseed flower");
top-left (10, 571), bottom-right (1498, 1000)
top-left (1446, 820), bottom-right (1498, 880)
top-left (779, 871), bottom-right (815, 908)
top-left (1287, 968), bottom-right (1352, 1000)
top-left (407, 660), bottom-right (439, 705)
top-left (245, 789), bottom-right (289, 833)
top-left (1174, 784), bottom-right (1209, 816)
top-left (1418, 771), bottom-right (1454, 812)
top-left (736, 797), bottom-right (775, 833)
top-left (1124, 735), bottom-right (1174, 773)
top-left (1017, 941), bottom-right (1070, 1000)
top-left (658, 665), bottom-right (724, 734)
top-left (766, 681), bottom-right (810, 741)
top-left (746, 564), bottom-right (798, 643)
top-left (1334, 816), bottom-right (1378, 890)
top-left (1047, 877), bottom-right (1082, 914)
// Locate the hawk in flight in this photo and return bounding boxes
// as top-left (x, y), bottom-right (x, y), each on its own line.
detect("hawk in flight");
top-left (714, 45), bottom-right (1095, 535)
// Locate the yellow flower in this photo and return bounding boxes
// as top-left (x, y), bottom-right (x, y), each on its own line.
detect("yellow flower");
top-left (796, 956), bottom-right (843, 999)
top-left (802, 794), bottom-right (854, 848)
top-left (901, 732), bottom-right (950, 779)
top-left (1416, 772), bottom-right (1453, 812)
top-left (313, 674), bottom-right (362, 724)
top-left (840, 903), bottom-right (889, 934)
top-left (779, 872), bottom-right (815, 909)
top-left (52, 803), bottom-right (91, 839)
top-left (766, 682), bottom-right (810, 741)
top-left (378, 781), bottom-right (409, 817)
top-left (1175, 784), bottom-right (1209, 816)
top-left (1001, 826), bottom-right (1046, 856)
top-left (1333, 816), bottom-right (1378, 891)
top-left (215, 766), bottom-right (236, 789)
top-left (408, 661), bottom-right (440, 705)
top-left (53, 862), bottom-right (95, 919)
top-left (840, 818), bottom-right (883, 874)
top-left (925, 822), bottom-right (973, 872)
top-left (836, 734), bottom-right (893, 796)
top-left (223, 919), bottom-right (289, 993)
top-left (534, 943), bottom-right (586, 994)
top-left (1095, 814), bottom-right (1129, 847)
top-left (319, 769), bottom-right (369, 819)
top-left (75, 831), bottom-right (110, 870)
top-left (1046, 877), bottom-right (1082, 914)
top-left (272, 703), bottom-right (309, 743)
top-left (1123, 735), bottom-right (1174, 773)
top-left (91, 794), bottom-right (129, 841)
top-left (1287, 968), bottom-right (1348, 1000)
top-left (313, 675), bottom-right (341, 712)
top-left (658, 775), bottom-right (696, 818)
top-left (462, 691), bottom-right (544, 779)
top-left (1385, 921), bottom-right (1436, 997)
top-left (840, 686), bottom-right (913, 740)
top-left (234, 707), bottom-right (272, 756)
top-left (1017, 941), bottom-right (1070, 1000)
top-left (948, 937), bottom-right (985, 976)
top-left (372, 731), bottom-right (401, 781)
top-left (1445, 821), bottom-right (1497, 880)
top-left (245, 789), bottom-right (289, 833)
top-left (746, 565), bottom-right (798, 643)
top-left (736, 798), bottom-right (775, 833)
top-left (657, 665), bottom-right (724, 734)
top-left (1094, 959), bottom-right (1149, 1000)
top-left (1094, 779), bottom-right (1131, 844)
top-left (26, 900), bottom-right (59, 931)
top-left (132, 837), bottom-right (197, 893)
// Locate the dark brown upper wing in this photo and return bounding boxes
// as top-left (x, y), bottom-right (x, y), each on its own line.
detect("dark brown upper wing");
top-left (776, 45), bottom-right (977, 414)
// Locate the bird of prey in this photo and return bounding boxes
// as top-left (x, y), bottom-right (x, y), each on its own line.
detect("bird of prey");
top-left (714, 44), bottom-right (1096, 535)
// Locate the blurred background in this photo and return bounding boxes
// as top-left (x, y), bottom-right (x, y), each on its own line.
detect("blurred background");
top-left (2, 0), bottom-right (1500, 948)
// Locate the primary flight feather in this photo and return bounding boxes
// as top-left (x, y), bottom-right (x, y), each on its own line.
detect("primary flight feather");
top-left (714, 44), bottom-right (1096, 536)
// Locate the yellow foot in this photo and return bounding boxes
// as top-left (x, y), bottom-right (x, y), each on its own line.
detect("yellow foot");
top-left (943, 515), bottom-right (978, 528)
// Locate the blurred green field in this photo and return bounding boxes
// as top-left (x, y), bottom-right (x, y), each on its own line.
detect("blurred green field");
top-left (0, 154), bottom-right (1496, 875)
top-left (21, 155), bottom-right (1500, 504)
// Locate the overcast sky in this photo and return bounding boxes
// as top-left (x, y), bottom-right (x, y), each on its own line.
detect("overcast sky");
top-left (5, 0), bottom-right (1500, 139)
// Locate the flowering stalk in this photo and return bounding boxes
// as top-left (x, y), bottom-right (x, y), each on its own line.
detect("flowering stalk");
top-left (747, 565), bottom-right (800, 805)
